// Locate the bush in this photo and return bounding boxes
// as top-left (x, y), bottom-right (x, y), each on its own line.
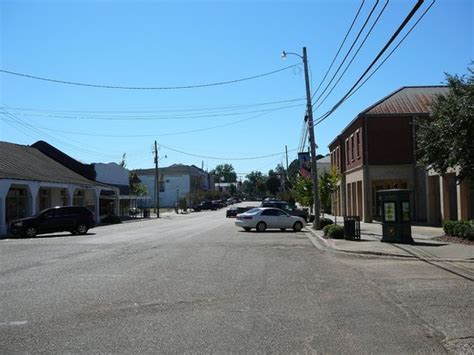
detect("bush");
top-left (444, 220), bottom-right (474, 240)
top-left (443, 220), bottom-right (455, 236)
top-left (327, 225), bottom-right (344, 239)
top-left (319, 218), bottom-right (334, 229)
top-left (323, 224), bottom-right (333, 236)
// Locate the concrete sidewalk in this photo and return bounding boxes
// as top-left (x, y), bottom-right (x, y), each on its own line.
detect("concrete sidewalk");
top-left (306, 218), bottom-right (474, 279)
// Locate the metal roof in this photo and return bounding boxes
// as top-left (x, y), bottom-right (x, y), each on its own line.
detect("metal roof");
top-left (362, 86), bottom-right (449, 115)
top-left (0, 141), bottom-right (108, 187)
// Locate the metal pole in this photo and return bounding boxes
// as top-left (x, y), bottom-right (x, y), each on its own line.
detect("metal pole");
top-left (154, 141), bottom-right (160, 218)
top-left (302, 47), bottom-right (320, 229)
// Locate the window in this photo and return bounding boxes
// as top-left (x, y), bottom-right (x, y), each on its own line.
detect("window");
top-left (356, 130), bottom-right (361, 158)
top-left (350, 134), bottom-right (354, 161)
top-left (345, 139), bottom-right (349, 164)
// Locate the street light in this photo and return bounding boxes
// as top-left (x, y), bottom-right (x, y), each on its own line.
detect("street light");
top-left (282, 47), bottom-right (320, 229)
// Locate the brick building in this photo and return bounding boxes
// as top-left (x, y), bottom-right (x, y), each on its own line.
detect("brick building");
top-left (327, 86), bottom-right (470, 224)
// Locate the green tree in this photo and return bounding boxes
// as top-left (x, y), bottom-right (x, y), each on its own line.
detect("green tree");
top-left (319, 167), bottom-right (340, 219)
top-left (292, 175), bottom-right (313, 210)
top-left (417, 66), bottom-right (474, 181)
top-left (129, 172), bottom-right (148, 196)
top-left (210, 164), bottom-right (237, 183)
top-left (245, 171), bottom-right (265, 196)
top-left (265, 169), bottom-right (281, 196)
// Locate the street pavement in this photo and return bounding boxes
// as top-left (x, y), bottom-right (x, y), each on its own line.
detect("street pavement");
top-left (1, 205), bottom-right (472, 353)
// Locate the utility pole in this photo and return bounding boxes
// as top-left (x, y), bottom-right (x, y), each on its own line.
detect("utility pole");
top-left (285, 145), bottom-right (289, 171)
top-left (302, 47), bottom-right (320, 229)
top-left (154, 140), bottom-right (160, 218)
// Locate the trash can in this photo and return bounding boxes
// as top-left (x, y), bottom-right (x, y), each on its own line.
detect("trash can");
top-left (344, 216), bottom-right (361, 240)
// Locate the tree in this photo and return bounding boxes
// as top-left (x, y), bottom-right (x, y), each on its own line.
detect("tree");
top-left (129, 172), bottom-right (148, 196)
top-left (417, 66), bottom-right (474, 182)
top-left (210, 164), bottom-right (237, 183)
top-left (292, 175), bottom-right (313, 210)
top-left (244, 171), bottom-right (265, 196)
top-left (318, 166), bottom-right (340, 219)
top-left (265, 169), bottom-right (281, 196)
top-left (119, 153), bottom-right (127, 168)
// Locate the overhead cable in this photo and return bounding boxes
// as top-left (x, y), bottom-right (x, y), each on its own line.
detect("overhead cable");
top-left (0, 64), bottom-right (299, 90)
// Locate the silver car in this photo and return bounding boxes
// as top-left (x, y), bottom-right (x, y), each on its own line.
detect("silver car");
top-left (234, 207), bottom-right (306, 232)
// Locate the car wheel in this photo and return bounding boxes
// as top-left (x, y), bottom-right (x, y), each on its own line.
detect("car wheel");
top-left (243, 227), bottom-right (251, 232)
top-left (293, 221), bottom-right (303, 232)
top-left (256, 222), bottom-right (266, 232)
top-left (76, 223), bottom-right (88, 235)
top-left (25, 227), bottom-right (37, 238)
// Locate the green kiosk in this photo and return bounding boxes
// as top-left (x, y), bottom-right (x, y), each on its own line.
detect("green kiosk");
top-left (377, 189), bottom-right (414, 244)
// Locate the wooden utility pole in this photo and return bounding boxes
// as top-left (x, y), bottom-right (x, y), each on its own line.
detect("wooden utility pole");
top-left (154, 141), bottom-right (160, 218)
top-left (302, 47), bottom-right (320, 229)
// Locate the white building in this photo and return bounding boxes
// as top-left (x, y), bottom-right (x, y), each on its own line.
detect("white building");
top-left (135, 164), bottom-right (214, 208)
top-left (0, 141), bottom-right (117, 236)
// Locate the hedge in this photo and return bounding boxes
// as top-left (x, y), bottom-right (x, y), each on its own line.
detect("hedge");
top-left (324, 224), bottom-right (344, 239)
top-left (443, 220), bottom-right (474, 241)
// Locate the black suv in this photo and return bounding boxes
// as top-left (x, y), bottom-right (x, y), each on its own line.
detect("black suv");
top-left (193, 201), bottom-right (218, 212)
top-left (260, 200), bottom-right (309, 222)
top-left (9, 206), bottom-right (95, 238)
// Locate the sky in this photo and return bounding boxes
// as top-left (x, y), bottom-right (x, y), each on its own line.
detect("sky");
top-left (0, 0), bottom-right (472, 180)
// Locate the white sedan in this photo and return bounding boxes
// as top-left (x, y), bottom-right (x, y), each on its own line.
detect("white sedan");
top-left (235, 207), bottom-right (306, 232)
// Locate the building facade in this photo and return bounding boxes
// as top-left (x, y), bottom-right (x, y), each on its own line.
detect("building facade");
top-left (135, 164), bottom-right (214, 208)
top-left (327, 86), bottom-right (473, 225)
top-left (0, 141), bottom-right (117, 236)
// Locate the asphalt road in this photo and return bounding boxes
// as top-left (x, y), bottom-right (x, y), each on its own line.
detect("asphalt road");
top-left (1, 205), bottom-right (472, 353)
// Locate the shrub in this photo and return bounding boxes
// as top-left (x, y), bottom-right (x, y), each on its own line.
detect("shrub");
top-left (443, 220), bottom-right (455, 236)
top-left (319, 218), bottom-right (334, 229)
top-left (327, 225), bottom-right (344, 239)
top-left (323, 224), bottom-right (333, 236)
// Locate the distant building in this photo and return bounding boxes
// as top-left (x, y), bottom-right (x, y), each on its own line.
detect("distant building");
top-left (327, 86), bottom-right (474, 225)
top-left (135, 164), bottom-right (214, 208)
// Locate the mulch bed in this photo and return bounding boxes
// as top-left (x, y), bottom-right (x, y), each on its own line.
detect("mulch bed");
top-left (433, 235), bottom-right (474, 245)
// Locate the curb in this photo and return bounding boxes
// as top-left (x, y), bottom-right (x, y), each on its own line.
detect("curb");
top-left (305, 228), bottom-right (474, 262)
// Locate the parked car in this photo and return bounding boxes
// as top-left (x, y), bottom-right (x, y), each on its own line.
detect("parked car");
top-left (226, 206), bottom-right (253, 218)
top-left (235, 207), bottom-right (306, 232)
top-left (9, 206), bottom-right (95, 238)
top-left (194, 201), bottom-right (218, 211)
top-left (260, 200), bottom-right (309, 222)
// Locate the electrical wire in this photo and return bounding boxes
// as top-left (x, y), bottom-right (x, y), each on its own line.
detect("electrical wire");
top-left (0, 108), bottom-right (279, 138)
top-left (8, 103), bottom-right (304, 121)
top-left (159, 143), bottom-right (298, 161)
top-left (0, 64), bottom-right (299, 90)
top-left (311, 0), bottom-right (427, 127)
top-left (314, 0), bottom-right (390, 110)
top-left (3, 97), bottom-right (305, 115)
top-left (311, 0), bottom-right (366, 99)
top-left (311, 0), bottom-right (380, 103)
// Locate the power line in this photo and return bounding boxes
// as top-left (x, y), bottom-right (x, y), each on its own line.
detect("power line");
top-left (159, 143), bottom-right (298, 161)
top-left (314, 0), bottom-right (390, 111)
top-left (3, 97), bottom-right (305, 115)
top-left (0, 109), bottom-right (278, 138)
top-left (7, 103), bottom-right (303, 121)
top-left (311, 0), bottom-right (366, 99)
top-left (0, 64), bottom-right (299, 90)
top-left (311, 0), bottom-right (380, 103)
top-left (311, 0), bottom-right (427, 127)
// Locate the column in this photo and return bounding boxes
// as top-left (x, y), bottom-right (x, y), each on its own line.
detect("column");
top-left (0, 182), bottom-right (11, 236)
top-left (67, 185), bottom-right (75, 205)
top-left (439, 175), bottom-right (450, 221)
top-left (457, 178), bottom-right (469, 220)
top-left (28, 182), bottom-right (40, 216)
